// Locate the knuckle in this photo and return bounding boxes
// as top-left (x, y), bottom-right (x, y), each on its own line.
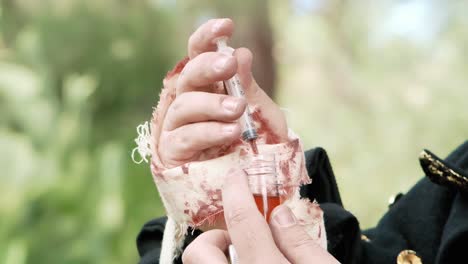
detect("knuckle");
top-left (172, 93), bottom-right (187, 111)
top-left (192, 124), bottom-right (206, 138)
top-left (163, 114), bottom-right (175, 131)
top-left (289, 231), bottom-right (316, 250)
top-left (218, 94), bottom-right (229, 107)
top-left (227, 206), bottom-right (255, 227)
top-left (165, 131), bottom-right (189, 153)
top-left (168, 93), bottom-right (188, 115)
top-left (174, 133), bottom-right (190, 151)
top-left (163, 117), bottom-right (174, 131)
top-left (188, 33), bottom-right (199, 49)
top-left (164, 106), bottom-right (178, 129)
top-left (158, 132), bottom-right (168, 146)
top-left (176, 65), bottom-right (189, 88)
top-left (223, 62), bottom-right (238, 77)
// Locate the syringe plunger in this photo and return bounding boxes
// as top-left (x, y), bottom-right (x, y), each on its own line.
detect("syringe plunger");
top-left (216, 38), bottom-right (258, 142)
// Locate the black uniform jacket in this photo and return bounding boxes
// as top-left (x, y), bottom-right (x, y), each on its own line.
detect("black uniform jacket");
top-left (136, 141), bottom-right (468, 264)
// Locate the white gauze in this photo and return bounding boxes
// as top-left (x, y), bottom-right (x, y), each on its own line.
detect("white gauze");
top-left (134, 57), bottom-right (327, 262)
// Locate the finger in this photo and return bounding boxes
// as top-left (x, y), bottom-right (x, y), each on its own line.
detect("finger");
top-left (234, 47), bottom-right (288, 142)
top-left (233, 47), bottom-right (254, 95)
top-left (188, 18), bottom-right (234, 59)
top-left (177, 52), bottom-right (237, 95)
top-left (160, 121), bottom-right (241, 162)
top-left (222, 168), bottom-right (285, 263)
top-left (163, 92), bottom-right (247, 131)
top-left (234, 47), bottom-right (277, 105)
top-left (182, 230), bottom-right (230, 264)
top-left (269, 205), bottom-right (339, 264)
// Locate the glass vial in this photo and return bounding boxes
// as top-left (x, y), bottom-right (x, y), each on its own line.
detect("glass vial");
top-left (242, 153), bottom-right (284, 222)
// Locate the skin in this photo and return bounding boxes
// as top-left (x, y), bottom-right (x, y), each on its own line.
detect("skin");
top-left (158, 18), bottom-right (288, 168)
top-left (182, 168), bottom-right (339, 264)
top-left (158, 18), bottom-right (339, 263)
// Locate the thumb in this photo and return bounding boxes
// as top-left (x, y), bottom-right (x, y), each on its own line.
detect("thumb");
top-left (233, 47), bottom-right (265, 102)
top-left (269, 205), bottom-right (339, 264)
top-left (233, 47), bottom-right (288, 142)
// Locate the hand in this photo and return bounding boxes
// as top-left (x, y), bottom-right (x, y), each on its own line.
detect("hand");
top-left (157, 18), bottom-right (288, 168)
top-left (181, 169), bottom-right (340, 264)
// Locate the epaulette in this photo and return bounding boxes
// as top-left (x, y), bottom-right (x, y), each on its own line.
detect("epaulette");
top-left (419, 149), bottom-right (468, 194)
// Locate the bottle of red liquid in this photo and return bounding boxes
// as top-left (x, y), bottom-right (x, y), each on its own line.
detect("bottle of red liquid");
top-left (242, 153), bottom-right (283, 222)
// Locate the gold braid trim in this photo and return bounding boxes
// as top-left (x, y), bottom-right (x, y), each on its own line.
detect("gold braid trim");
top-left (419, 150), bottom-right (468, 193)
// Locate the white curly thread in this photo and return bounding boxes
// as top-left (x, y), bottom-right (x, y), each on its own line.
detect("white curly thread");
top-left (131, 121), bottom-right (152, 164)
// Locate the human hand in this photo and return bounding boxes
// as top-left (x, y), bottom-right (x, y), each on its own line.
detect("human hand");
top-left (156, 18), bottom-right (288, 169)
top-left (148, 18), bottom-right (319, 246)
top-left (181, 168), bottom-right (340, 264)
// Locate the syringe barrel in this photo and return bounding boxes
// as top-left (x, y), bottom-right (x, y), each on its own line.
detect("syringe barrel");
top-left (224, 76), bottom-right (258, 141)
top-left (217, 37), bottom-right (258, 141)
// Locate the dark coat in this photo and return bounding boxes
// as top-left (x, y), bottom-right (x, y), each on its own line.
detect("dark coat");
top-left (137, 141), bottom-right (468, 264)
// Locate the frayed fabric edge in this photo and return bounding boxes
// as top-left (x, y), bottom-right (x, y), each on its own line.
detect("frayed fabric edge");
top-left (160, 218), bottom-right (189, 264)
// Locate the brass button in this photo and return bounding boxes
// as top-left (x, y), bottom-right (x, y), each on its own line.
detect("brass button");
top-left (360, 234), bottom-right (370, 242)
top-left (397, 250), bottom-right (422, 264)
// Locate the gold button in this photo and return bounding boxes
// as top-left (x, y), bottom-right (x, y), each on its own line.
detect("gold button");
top-left (397, 250), bottom-right (422, 264)
top-left (360, 234), bottom-right (370, 242)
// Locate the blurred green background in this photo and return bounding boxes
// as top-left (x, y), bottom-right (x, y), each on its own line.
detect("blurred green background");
top-left (1, 0), bottom-right (467, 263)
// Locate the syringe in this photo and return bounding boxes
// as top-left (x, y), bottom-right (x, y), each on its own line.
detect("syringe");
top-left (216, 37), bottom-right (258, 145)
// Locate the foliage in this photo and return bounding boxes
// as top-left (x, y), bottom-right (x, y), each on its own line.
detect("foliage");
top-left (1, 0), bottom-right (468, 263)
top-left (272, 0), bottom-right (468, 227)
top-left (1, 1), bottom-right (176, 263)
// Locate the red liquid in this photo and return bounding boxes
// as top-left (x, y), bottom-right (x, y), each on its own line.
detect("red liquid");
top-left (253, 195), bottom-right (281, 222)
top-left (249, 140), bottom-right (259, 154)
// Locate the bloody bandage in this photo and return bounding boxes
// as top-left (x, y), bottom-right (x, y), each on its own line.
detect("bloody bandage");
top-left (140, 58), bottom-right (327, 262)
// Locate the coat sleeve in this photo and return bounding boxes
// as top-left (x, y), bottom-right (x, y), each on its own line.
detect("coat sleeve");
top-left (136, 217), bottom-right (202, 264)
top-left (136, 142), bottom-right (468, 264)
top-left (136, 147), bottom-right (356, 263)
top-left (136, 218), bottom-right (165, 264)
top-left (300, 147), bottom-right (363, 263)
top-left (302, 142), bottom-right (468, 264)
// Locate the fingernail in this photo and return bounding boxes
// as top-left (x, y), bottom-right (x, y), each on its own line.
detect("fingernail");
top-left (272, 205), bottom-right (296, 227)
top-left (222, 123), bottom-right (238, 134)
top-left (212, 19), bottom-right (226, 33)
top-left (213, 55), bottom-right (231, 72)
top-left (222, 97), bottom-right (241, 113)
